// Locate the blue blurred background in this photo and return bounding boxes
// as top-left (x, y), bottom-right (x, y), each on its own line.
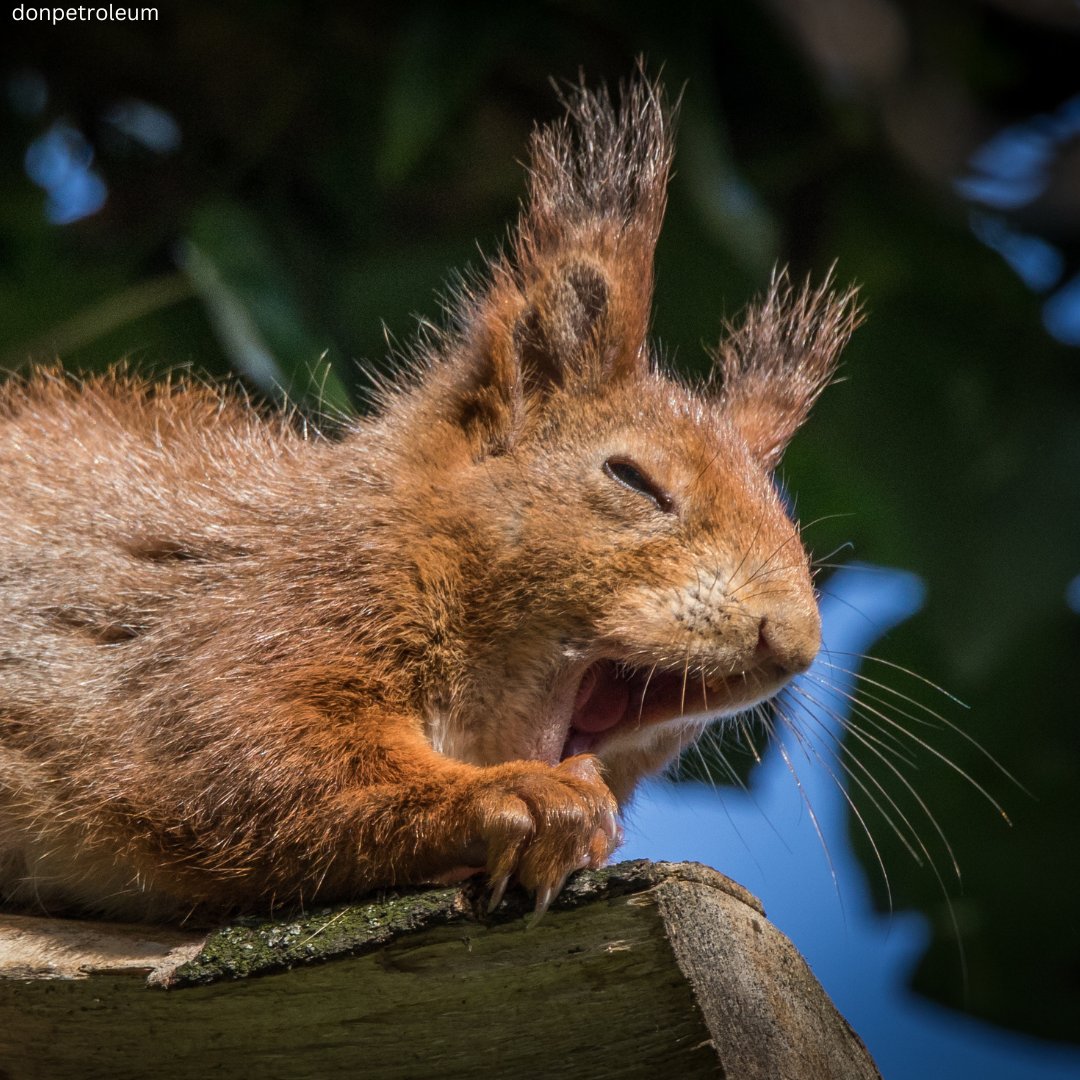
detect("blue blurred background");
top-left (3, 2), bottom-right (1078, 1075)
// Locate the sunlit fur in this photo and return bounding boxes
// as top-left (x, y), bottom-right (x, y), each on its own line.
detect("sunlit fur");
top-left (0, 76), bottom-right (863, 921)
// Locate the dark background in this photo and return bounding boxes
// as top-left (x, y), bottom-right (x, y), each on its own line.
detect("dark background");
top-left (3, 0), bottom-right (1078, 1050)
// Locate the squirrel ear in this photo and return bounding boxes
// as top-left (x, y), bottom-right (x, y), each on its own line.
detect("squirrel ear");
top-left (439, 72), bottom-right (673, 453)
top-left (508, 73), bottom-right (672, 388)
top-left (512, 260), bottom-right (610, 392)
top-left (714, 271), bottom-right (862, 467)
top-left (442, 261), bottom-right (612, 453)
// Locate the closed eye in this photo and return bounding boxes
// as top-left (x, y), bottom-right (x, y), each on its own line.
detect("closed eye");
top-left (603, 458), bottom-right (676, 514)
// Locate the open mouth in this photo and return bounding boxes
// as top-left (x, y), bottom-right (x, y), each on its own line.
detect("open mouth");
top-left (559, 658), bottom-right (754, 760)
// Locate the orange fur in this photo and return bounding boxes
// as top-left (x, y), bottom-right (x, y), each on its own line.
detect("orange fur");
top-left (0, 77), bottom-right (858, 921)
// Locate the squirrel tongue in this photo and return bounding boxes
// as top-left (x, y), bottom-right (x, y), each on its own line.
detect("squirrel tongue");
top-left (570, 662), bottom-right (630, 734)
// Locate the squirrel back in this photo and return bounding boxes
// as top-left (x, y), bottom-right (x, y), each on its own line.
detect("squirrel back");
top-left (0, 76), bottom-right (858, 920)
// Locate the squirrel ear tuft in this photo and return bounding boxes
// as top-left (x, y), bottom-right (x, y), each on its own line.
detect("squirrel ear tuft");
top-left (512, 72), bottom-right (673, 386)
top-left (438, 71), bottom-right (673, 453)
top-left (714, 270), bottom-right (862, 467)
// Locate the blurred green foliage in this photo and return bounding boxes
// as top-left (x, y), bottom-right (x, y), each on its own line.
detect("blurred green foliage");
top-left (3, 0), bottom-right (1078, 1043)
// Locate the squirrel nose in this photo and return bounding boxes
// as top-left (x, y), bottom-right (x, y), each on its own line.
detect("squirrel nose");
top-left (755, 613), bottom-right (820, 676)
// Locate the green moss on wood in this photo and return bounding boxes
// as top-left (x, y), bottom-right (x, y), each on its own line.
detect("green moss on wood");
top-left (167, 860), bottom-right (715, 988)
top-left (171, 884), bottom-right (462, 986)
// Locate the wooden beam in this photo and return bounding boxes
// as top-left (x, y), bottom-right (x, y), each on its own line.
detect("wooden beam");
top-left (0, 860), bottom-right (880, 1079)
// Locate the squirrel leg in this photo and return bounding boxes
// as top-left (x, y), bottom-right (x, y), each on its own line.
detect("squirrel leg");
top-left (328, 722), bottom-right (621, 915)
top-left (65, 705), bottom-right (621, 918)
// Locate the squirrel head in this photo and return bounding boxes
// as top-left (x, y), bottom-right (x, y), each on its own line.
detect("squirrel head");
top-left (368, 75), bottom-right (861, 802)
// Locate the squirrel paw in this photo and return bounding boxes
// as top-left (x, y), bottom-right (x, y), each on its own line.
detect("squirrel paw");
top-left (473, 755), bottom-right (620, 918)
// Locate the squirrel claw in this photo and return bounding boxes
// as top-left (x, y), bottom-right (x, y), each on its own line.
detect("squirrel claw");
top-left (529, 885), bottom-right (555, 927)
top-left (487, 874), bottom-right (510, 913)
top-left (529, 868), bottom-right (573, 927)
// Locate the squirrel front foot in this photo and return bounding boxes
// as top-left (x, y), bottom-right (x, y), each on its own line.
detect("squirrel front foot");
top-left (471, 755), bottom-right (621, 919)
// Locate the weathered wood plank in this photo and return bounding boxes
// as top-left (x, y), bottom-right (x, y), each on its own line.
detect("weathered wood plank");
top-left (0, 861), bottom-right (881, 1080)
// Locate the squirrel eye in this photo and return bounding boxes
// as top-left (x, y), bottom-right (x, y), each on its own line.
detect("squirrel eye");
top-left (603, 458), bottom-right (675, 514)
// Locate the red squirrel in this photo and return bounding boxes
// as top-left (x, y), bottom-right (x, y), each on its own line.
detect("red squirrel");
top-left (0, 77), bottom-right (859, 922)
